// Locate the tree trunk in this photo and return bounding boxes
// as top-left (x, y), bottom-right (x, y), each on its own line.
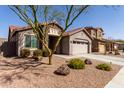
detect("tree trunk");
top-left (48, 55), bottom-right (52, 65)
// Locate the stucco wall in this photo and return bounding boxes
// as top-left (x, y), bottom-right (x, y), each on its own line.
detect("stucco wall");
top-left (17, 29), bottom-right (36, 56)
top-left (17, 25), bottom-right (62, 56)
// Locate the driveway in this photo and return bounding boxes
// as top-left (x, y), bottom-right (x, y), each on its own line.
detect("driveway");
top-left (55, 53), bottom-right (124, 66)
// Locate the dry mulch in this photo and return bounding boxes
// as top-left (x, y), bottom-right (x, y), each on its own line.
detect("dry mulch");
top-left (0, 55), bottom-right (122, 88)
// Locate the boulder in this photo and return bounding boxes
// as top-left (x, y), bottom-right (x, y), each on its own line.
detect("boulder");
top-left (54, 64), bottom-right (70, 76)
top-left (84, 59), bottom-right (92, 65)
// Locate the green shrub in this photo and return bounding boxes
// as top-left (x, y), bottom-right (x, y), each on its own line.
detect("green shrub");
top-left (33, 49), bottom-right (42, 57)
top-left (96, 63), bottom-right (112, 71)
top-left (33, 49), bottom-right (42, 61)
top-left (20, 49), bottom-right (30, 58)
top-left (68, 58), bottom-right (85, 69)
top-left (43, 49), bottom-right (49, 57)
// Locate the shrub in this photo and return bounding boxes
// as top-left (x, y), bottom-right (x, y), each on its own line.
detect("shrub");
top-left (68, 58), bottom-right (85, 69)
top-left (33, 49), bottom-right (42, 57)
top-left (43, 49), bottom-right (49, 57)
top-left (96, 63), bottom-right (112, 71)
top-left (20, 49), bottom-right (30, 58)
top-left (33, 49), bottom-right (42, 61)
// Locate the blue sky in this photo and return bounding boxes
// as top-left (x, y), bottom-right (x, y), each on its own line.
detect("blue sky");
top-left (0, 5), bottom-right (124, 40)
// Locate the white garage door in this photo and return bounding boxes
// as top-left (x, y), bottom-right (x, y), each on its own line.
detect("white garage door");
top-left (71, 41), bottom-right (88, 55)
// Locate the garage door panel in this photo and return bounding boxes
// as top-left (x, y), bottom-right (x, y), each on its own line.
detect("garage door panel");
top-left (71, 41), bottom-right (88, 55)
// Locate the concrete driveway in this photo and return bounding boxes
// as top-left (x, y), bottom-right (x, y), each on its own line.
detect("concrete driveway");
top-left (55, 53), bottom-right (124, 66)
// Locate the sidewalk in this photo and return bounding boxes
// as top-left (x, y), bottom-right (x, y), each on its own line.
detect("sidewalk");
top-left (55, 54), bottom-right (124, 66)
top-left (105, 67), bottom-right (124, 88)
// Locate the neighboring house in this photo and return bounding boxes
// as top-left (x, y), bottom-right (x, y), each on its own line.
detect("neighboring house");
top-left (8, 22), bottom-right (92, 56)
top-left (0, 38), bottom-right (7, 55)
top-left (105, 39), bottom-right (120, 52)
top-left (118, 43), bottom-right (124, 50)
top-left (0, 38), bottom-right (7, 45)
top-left (84, 27), bottom-right (106, 54)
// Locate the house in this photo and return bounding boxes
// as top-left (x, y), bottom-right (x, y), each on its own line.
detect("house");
top-left (8, 22), bottom-right (92, 56)
top-left (105, 39), bottom-right (120, 53)
top-left (0, 38), bottom-right (7, 55)
top-left (62, 28), bottom-right (92, 55)
top-left (84, 27), bottom-right (106, 54)
top-left (114, 40), bottom-right (124, 51)
top-left (118, 43), bottom-right (124, 50)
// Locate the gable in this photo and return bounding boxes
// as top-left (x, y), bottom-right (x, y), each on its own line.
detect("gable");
top-left (69, 30), bottom-right (92, 43)
top-left (48, 24), bottom-right (62, 36)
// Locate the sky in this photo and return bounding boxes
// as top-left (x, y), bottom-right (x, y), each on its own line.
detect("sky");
top-left (0, 5), bottom-right (124, 40)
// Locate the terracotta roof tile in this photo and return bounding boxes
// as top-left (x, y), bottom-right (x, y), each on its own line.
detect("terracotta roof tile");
top-left (8, 22), bottom-right (64, 40)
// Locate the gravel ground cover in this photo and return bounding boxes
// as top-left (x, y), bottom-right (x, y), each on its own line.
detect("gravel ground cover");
top-left (0, 55), bottom-right (122, 88)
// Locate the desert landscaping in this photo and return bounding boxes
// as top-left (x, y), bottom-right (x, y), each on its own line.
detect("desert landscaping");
top-left (0, 5), bottom-right (124, 88)
top-left (0, 55), bottom-right (121, 88)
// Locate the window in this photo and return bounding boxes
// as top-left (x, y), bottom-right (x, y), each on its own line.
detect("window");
top-left (25, 35), bottom-right (38, 48)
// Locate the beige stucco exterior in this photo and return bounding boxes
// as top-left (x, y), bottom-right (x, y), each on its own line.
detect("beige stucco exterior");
top-left (61, 30), bottom-right (92, 55)
top-left (85, 27), bottom-right (106, 53)
top-left (8, 24), bottom-right (92, 56)
top-left (69, 31), bottom-right (92, 55)
top-left (10, 23), bottom-right (61, 56)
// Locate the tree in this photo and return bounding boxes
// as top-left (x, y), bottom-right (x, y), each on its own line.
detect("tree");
top-left (9, 5), bottom-right (89, 65)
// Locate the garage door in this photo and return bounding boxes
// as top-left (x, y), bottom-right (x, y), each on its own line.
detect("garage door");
top-left (71, 41), bottom-right (88, 55)
top-left (99, 44), bottom-right (105, 53)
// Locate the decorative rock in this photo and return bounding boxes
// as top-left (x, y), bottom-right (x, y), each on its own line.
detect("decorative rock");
top-left (54, 64), bottom-right (70, 76)
top-left (84, 59), bottom-right (92, 65)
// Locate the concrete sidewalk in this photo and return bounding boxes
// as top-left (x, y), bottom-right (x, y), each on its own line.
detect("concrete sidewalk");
top-left (55, 54), bottom-right (124, 66)
top-left (105, 67), bottom-right (124, 88)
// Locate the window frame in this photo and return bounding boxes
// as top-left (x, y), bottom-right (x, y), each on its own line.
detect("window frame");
top-left (24, 34), bottom-right (39, 49)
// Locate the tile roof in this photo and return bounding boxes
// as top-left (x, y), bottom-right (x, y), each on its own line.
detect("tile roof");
top-left (9, 21), bottom-right (63, 33)
top-left (8, 22), bottom-right (64, 39)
